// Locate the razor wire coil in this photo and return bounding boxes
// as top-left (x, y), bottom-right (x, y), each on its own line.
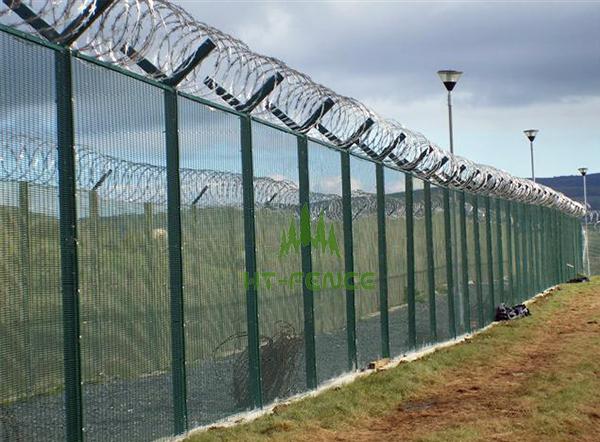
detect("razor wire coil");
top-left (0, 0), bottom-right (585, 217)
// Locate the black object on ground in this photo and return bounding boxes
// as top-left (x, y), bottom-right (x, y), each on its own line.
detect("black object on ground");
top-left (495, 303), bottom-right (531, 321)
top-left (567, 274), bottom-right (590, 283)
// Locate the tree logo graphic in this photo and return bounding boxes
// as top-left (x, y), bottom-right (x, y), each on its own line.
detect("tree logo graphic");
top-left (279, 204), bottom-right (341, 258)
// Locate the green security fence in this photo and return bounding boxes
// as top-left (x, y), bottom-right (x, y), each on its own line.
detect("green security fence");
top-left (0, 25), bottom-right (585, 442)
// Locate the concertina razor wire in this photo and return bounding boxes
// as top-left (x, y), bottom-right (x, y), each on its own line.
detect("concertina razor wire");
top-left (0, 0), bottom-right (585, 217)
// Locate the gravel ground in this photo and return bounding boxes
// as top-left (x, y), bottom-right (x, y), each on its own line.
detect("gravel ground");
top-left (5, 288), bottom-right (495, 442)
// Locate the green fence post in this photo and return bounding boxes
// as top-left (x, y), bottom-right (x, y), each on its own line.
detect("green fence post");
top-left (525, 205), bottom-right (532, 297)
top-left (376, 163), bottom-right (390, 358)
top-left (531, 206), bottom-right (540, 294)
top-left (536, 206), bottom-right (543, 290)
top-left (519, 203), bottom-right (524, 299)
top-left (405, 174), bottom-right (416, 348)
top-left (527, 205), bottom-right (534, 296)
top-left (515, 204), bottom-right (523, 301)
top-left (547, 208), bottom-right (552, 285)
top-left (55, 48), bottom-right (83, 442)
top-left (459, 191), bottom-right (470, 333)
top-left (541, 207), bottom-right (552, 288)
top-left (506, 201), bottom-right (515, 306)
top-left (472, 195), bottom-right (484, 328)
top-left (423, 182), bottom-right (437, 342)
top-left (557, 212), bottom-right (563, 282)
top-left (297, 135), bottom-right (317, 388)
top-left (443, 188), bottom-right (457, 338)
top-left (495, 198), bottom-right (505, 303)
top-left (164, 88), bottom-right (188, 433)
top-left (240, 114), bottom-right (263, 408)
top-left (18, 181), bottom-right (33, 392)
top-left (340, 152), bottom-right (357, 370)
top-left (521, 204), bottom-right (528, 298)
top-left (553, 210), bottom-right (559, 284)
top-left (484, 197), bottom-right (495, 320)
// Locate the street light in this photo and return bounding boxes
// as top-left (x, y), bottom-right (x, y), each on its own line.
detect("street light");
top-left (579, 167), bottom-right (591, 275)
top-left (523, 129), bottom-right (539, 182)
top-left (438, 70), bottom-right (462, 315)
top-left (437, 70), bottom-right (463, 154)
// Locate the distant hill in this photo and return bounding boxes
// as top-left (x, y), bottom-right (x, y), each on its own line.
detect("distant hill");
top-left (537, 173), bottom-right (600, 210)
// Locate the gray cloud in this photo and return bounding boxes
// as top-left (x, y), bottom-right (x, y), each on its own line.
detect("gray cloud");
top-left (175, 1), bottom-right (600, 107)
top-left (171, 1), bottom-right (600, 178)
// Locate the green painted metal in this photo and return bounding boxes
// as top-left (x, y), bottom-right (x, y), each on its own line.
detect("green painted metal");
top-left (535, 207), bottom-right (546, 291)
top-left (526, 205), bottom-right (534, 295)
top-left (341, 151), bottom-right (357, 370)
top-left (143, 202), bottom-right (161, 369)
top-left (506, 201), bottom-right (515, 306)
top-left (459, 191), bottom-right (470, 333)
top-left (164, 88), bottom-right (188, 433)
top-left (522, 204), bottom-right (529, 299)
top-left (405, 174), bottom-right (416, 348)
top-left (484, 197), bottom-right (495, 321)
top-left (495, 198), bottom-right (505, 303)
top-left (376, 163), bottom-right (391, 358)
top-left (55, 48), bottom-right (83, 442)
top-left (513, 204), bottom-right (522, 301)
top-left (522, 204), bottom-right (528, 298)
top-left (297, 135), bottom-right (317, 388)
top-left (443, 188), bottom-right (457, 338)
top-left (0, 23), bottom-right (589, 442)
top-left (240, 115), bottom-right (263, 409)
top-left (472, 195), bottom-right (484, 328)
top-left (423, 182), bottom-right (437, 342)
top-left (18, 182), bottom-right (33, 392)
top-left (555, 212), bottom-right (561, 283)
top-left (543, 207), bottom-right (550, 287)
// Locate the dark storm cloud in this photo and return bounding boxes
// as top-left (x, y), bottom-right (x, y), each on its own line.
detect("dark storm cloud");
top-left (174, 1), bottom-right (600, 107)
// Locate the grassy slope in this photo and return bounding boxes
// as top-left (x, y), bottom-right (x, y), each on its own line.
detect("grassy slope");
top-left (187, 277), bottom-right (600, 442)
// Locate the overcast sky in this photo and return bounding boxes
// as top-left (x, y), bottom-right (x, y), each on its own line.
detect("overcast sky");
top-left (173, 0), bottom-right (600, 179)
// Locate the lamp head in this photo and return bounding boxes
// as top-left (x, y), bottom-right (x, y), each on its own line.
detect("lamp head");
top-left (578, 167), bottom-right (588, 176)
top-left (523, 129), bottom-right (539, 142)
top-left (437, 70), bottom-right (463, 92)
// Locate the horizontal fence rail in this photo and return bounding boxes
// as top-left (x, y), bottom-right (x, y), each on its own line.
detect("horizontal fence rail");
top-left (0, 8), bottom-right (589, 442)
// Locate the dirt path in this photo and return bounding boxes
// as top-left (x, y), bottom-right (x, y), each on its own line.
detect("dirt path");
top-left (329, 284), bottom-right (600, 442)
top-left (189, 280), bottom-right (600, 442)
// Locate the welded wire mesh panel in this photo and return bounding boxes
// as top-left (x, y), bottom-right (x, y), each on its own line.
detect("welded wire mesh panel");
top-left (0, 32), bottom-right (64, 441)
top-left (177, 97), bottom-right (251, 426)
top-left (510, 204), bottom-right (521, 304)
top-left (500, 202), bottom-right (511, 302)
top-left (466, 195), bottom-right (481, 330)
top-left (73, 59), bottom-right (172, 441)
top-left (450, 189), bottom-right (465, 336)
top-left (349, 156), bottom-right (380, 367)
top-left (432, 186), bottom-right (450, 341)
top-left (587, 223), bottom-right (600, 275)
top-left (308, 141), bottom-right (347, 383)
top-left (478, 196), bottom-right (492, 325)
top-left (489, 199), bottom-right (499, 320)
top-left (384, 168), bottom-right (408, 357)
top-left (413, 178), bottom-right (430, 347)
top-left (252, 122), bottom-right (306, 402)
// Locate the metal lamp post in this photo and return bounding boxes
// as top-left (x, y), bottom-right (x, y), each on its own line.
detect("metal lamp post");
top-left (438, 69), bottom-right (463, 323)
top-left (579, 167), bottom-right (591, 275)
top-left (523, 129), bottom-right (539, 182)
top-left (437, 70), bottom-right (463, 155)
